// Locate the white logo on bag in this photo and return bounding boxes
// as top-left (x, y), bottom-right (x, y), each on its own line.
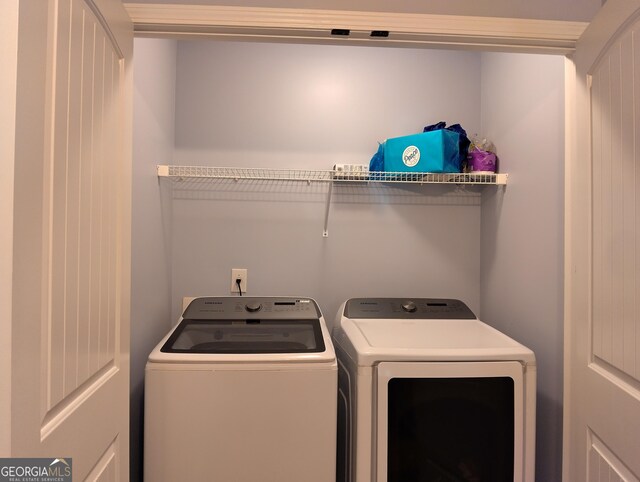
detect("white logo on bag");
top-left (403, 146), bottom-right (420, 167)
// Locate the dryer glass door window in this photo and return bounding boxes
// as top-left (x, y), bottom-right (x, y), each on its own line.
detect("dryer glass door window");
top-left (376, 361), bottom-right (525, 482)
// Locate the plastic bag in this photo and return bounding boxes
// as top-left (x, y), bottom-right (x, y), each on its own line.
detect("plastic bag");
top-left (369, 143), bottom-right (385, 172)
top-left (423, 121), bottom-right (471, 167)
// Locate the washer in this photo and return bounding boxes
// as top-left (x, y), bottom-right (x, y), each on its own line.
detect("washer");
top-left (332, 298), bottom-right (536, 482)
top-left (144, 296), bottom-right (337, 482)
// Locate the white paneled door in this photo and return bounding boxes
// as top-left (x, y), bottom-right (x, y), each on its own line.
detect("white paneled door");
top-left (566, 0), bottom-right (640, 480)
top-left (10, 0), bottom-right (132, 480)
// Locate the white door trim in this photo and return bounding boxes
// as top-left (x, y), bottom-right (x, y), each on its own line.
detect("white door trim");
top-left (562, 54), bottom-right (577, 482)
top-left (124, 3), bottom-right (587, 54)
top-left (0, 0), bottom-right (19, 456)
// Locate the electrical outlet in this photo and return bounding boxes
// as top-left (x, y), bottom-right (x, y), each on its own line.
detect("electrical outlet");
top-left (231, 268), bottom-right (248, 294)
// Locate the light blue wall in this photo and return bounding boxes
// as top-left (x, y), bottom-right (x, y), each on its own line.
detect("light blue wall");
top-left (131, 37), bottom-right (177, 482)
top-left (479, 52), bottom-right (565, 481)
top-left (171, 40), bottom-right (484, 325)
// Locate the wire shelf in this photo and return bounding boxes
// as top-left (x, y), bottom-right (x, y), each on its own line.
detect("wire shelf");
top-left (157, 165), bottom-right (333, 182)
top-left (157, 165), bottom-right (508, 185)
top-left (336, 171), bottom-right (508, 184)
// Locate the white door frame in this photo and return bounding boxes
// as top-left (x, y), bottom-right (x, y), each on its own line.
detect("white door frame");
top-left (124, 4), bottom-right (586, 55)
top-left (0, 0), bottom-right (19, 456)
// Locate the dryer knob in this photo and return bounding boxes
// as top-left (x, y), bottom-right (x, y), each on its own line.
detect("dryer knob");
top-left (402, 301), bottom-right (417, 313)
top-left (245, 301), bottom-right (262, 313)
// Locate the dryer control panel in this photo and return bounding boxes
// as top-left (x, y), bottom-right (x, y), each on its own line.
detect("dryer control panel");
top-left (344, 298), bottom-right (476, 319)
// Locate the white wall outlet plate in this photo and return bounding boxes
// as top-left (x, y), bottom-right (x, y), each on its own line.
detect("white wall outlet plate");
top-left (231, 268), bottom-right (248, 293)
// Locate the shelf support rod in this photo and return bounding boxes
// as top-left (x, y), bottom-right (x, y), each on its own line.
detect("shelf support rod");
top-left (323, 178), bottom-right (334, 237)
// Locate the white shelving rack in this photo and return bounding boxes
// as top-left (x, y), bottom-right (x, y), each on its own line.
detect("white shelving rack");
top-left (157, 165), bottom-right (508, 185)
top-left (157, 165), bottom-right (508, 236)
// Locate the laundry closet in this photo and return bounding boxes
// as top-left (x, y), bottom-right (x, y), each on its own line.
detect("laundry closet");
top-left (131, 33), bottom-right (565, 481)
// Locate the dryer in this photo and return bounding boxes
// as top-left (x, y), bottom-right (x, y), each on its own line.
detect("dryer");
top-left (332, 298), bottom-right (536, 482)
top-left (144, 296), bottom-right (337, 482)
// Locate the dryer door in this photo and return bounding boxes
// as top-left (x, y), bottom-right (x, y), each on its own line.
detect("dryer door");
top-left (376, 361), bottom-right (525, 482)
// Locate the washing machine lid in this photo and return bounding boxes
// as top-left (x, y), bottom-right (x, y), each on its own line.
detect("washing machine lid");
top-left (334, 298), bottom-right (535, 365)
top-left (161, 319), bottom-right (325, 354)
top-left (148, 297), bottom-right (336, 364)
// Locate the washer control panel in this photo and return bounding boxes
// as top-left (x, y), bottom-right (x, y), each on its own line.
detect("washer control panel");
top-left (344, 298), bottom-right (476, 319)
top-left (183, 296), bottom-right (321, 320)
